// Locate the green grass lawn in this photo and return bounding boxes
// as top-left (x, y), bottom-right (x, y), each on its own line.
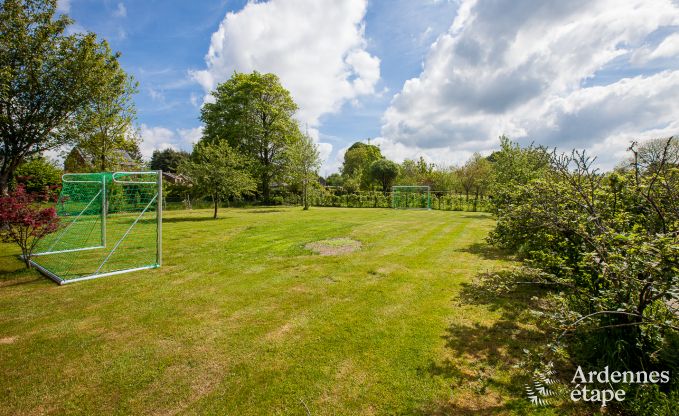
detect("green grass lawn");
top-left (0, 207), bottom-right (563, 415)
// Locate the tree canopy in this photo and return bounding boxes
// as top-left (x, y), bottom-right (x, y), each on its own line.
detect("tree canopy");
top-left (150, 148), bottom-right (191, 173)
top-left (341, 141), bottom-right (383, 190)
top-left (285, 131), bottom-right (321, 210)
top-left (369, 158), bottom-right (399, 193)
top-left (179, 141), bottom-right (256, 219)
top-left (0, 0), bottom-right (134, 193)
top-left (200, 71), bottom-right (300, 203)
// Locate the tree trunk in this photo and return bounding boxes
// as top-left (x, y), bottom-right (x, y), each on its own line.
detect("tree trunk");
top-left (0, 174), bottom-right (10, 196)
top-left (262, 172), bottom-right (270, 204)
top-left (303, 182), bottom-right (309, 210)
top-left (213, 195), bottom-right (219, 219)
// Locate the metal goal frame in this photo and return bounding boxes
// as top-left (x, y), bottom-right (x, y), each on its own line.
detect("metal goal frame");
top-left (28, 171), bottom-right (163, 285)
top-left (391, 185), bottom-right (431, 210)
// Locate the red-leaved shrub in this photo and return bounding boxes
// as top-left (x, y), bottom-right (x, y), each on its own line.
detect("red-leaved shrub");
top-left (0, 186), bottom-right (60, 269)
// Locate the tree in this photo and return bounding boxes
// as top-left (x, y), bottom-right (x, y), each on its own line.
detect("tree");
top-left (0, 0), bottom-right (133, 194)
top-left (286, 132), bottom-right (321, 210)
top-left (457, 153), bottom-right (493, 205)
top-left (325, 173), bottom-right (343, 187)
top-left (487, 135), bottom-right (550, 211)
top-left (369, 159), bottom-right (399, 193)
top-left (14, 156), bottom-right (61, 195)
top-left (150, 148), bottom-right (191, 173)
top-left (201, 71), bottom-right (299, 203)
top-left (66, 67), bottom-right (140, 171)
top-left (180, 141), bottom-right (256, 219)
top-left (341, 142), bottom-right (383, 189)
top-left (0, 185), bottom-right (60, 268)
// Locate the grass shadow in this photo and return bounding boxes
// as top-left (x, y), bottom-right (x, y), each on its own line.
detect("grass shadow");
top-left (246, 209), bottom-right (285, 214)
top-left (416, 268), bottom-right (582, 415)
top-left (458, 213), bottom-right (493, 219)
top-left (457, 242), bottom-right (514, 261)
top-left (157, 216), bottom-right (231, 224)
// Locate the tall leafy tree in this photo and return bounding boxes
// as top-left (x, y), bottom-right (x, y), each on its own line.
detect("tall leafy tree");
top-left (150, 148), bottom-right (191, 173)
top-left (286, 131), bottom-right (321, 210)
top-left (0, 0), bottom-right (133, 194)
top-left (341, 142), bottom-right (382, 189)
top-left (369, 159), bottom-right (399, 193)
top-left (201, 71), bottom-right (299, 203)
top-left (66, 67), bottom-right (140, 171)
top-left (179, 141), bottom-right (256, 219)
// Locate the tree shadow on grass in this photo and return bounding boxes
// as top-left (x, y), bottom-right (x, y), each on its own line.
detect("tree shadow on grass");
top-left (155, 216), bottom-right (231, 224)
top-left (246, 209), bottom-right (285, 214)
top-left (416, 269), bottom-right (581, 415)
top-left (457, 242), bottom-right (515, 261)
top-left (458, 213), bottom-right (493, 220)
top-left (0, 255), bottom-right (46, 287)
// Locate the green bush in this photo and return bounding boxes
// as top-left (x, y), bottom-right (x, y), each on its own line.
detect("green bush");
top-left (488, 138), bottom-right (679, 413)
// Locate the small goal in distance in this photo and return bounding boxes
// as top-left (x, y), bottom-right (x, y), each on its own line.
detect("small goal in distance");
top-left (391, 185), bottom-right (431, 210)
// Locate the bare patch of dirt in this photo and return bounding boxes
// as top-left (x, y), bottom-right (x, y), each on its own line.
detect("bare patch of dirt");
top-left (0, 336), bottom-right (17, 344)
top-left (305, 238), bottom-right (361, 256)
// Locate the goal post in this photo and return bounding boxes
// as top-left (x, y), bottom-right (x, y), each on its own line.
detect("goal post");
top-left (391, 185), bottom-right (431, 210)
top-left (29, 171), bottom-right (162, 284)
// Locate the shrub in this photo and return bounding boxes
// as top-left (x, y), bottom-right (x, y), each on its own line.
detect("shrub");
top-left (488, 138), bottom-right (679, 412)
top-left (0, 186), bottom-right (60, 268)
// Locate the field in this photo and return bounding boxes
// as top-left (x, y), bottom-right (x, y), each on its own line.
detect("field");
top-left (0, 207), bottom-right (562, 415)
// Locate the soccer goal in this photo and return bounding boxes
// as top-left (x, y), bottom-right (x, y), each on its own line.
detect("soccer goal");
top-left (391, 185), bottom-right (431, 210)
top-left (29, 171), bottom-right (162, 284)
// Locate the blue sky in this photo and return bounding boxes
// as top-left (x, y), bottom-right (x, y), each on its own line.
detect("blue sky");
top-left (59, 0), bottom-right (679, 174)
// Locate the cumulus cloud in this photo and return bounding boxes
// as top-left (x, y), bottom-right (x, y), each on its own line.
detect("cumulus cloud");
top-left (138, 125), bottom-right (203, 159)
top-left (381, 0), bottom-right (679, 167)
top-left (139, 125), bottom-right (177, 158)
top-left (191, 0), bottom-right (379, 126)
top-left (190, 0), bottom-right (382, 170)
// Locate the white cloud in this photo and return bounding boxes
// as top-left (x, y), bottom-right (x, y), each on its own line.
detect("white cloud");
top-left (113, 2), bottom-right (127, 18)
top-left (57, 0), bottom-right (70, 13)
top-left (177, 127), bottom-right (203, 146)
top-left (190, 0), bottom-right (380, 166)
top-left (140, 125), bottom-right (177, 158)
top-left (632, 33), bottom-right (679, 64)
top-left (381, 0), bottom-right (679, 168)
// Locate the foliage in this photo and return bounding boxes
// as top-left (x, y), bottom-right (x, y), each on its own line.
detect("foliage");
top-left (397, 157), bottom-right (435, 186)
top-left (179, 141), bottom-right (256, 219)
top-left (325, 173), bottom-right (343, 187)
top-left (65, 59), bottom-right (139, 172)
top-left (0, 185), bottom-right (60, 268)
top-left (0, 0), bottom-right (132, 193)
top-left (487, 136), bottom-right (550, 214)
top-left (488, 137), bottom-right (679, 413)
top-left (201, 71), bottom-right (300, 203)
top-left (458, 153), bottom-right (492, 206)
top-left (341, 142), bottom-right (383, 190)
top-left (285, 131), bottom-right (321, 210)
top-left (369, 159), bottom-right (400, 193)
top-left (14, 157), bottom-right (62, 196)
top-left (150, 148), bottom-right (191, 173)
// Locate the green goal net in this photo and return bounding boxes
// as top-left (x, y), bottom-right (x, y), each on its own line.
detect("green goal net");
top-left (391, 186), bottom-right (431, 209)
top-left (30, 171), bottom-right (162, 284)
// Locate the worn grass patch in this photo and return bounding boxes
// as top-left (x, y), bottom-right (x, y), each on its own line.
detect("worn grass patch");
top-left (305, 237), bottom-right (362, 255)
top-left (0, 207), bottom-right (570, 415)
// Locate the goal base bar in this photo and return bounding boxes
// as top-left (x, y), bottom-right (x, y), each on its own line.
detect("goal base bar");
top-left (23, 255), bottom-right (159, 285)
